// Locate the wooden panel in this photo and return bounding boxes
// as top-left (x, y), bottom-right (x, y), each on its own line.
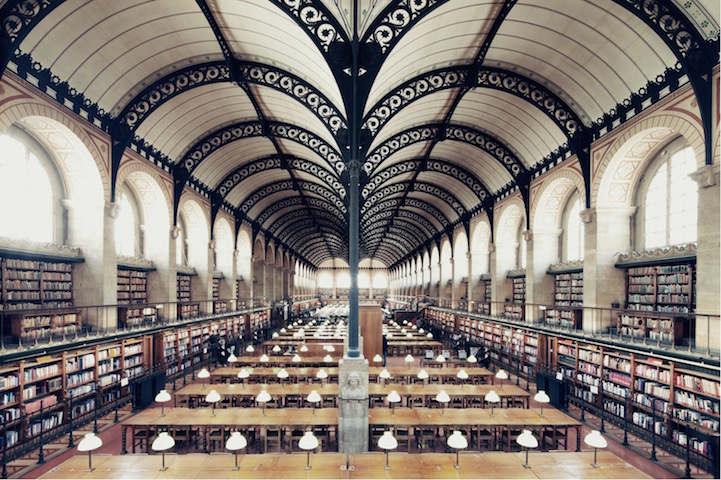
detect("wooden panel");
top-left (359, 304), bottom-right (383, 361)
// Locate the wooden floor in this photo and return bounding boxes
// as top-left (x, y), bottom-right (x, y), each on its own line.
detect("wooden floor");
top-left (39, 451), bottom-right (650, 479)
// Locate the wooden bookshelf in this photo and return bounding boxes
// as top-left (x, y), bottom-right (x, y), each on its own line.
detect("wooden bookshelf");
top-left (117, 306), bottom-right (157, 328)
top-left (1, 258), bottom-right (74, 310)
top-left (546, 271), bottom-right (583, 329)
top-left (503, 274), bottom-right (525, 320)
top-left (9, 311), bottom-right (82, 344)
top-left (176, 273), bottom-right (198, 320)
top-left (117, 268), bottom-right (148, 305)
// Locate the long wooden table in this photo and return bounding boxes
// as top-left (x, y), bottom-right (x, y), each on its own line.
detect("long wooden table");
top-left (209, 365), bottom-right (494, 385)
top-left (41, 451), bottom-right (651, 479)
top-left (120, 406), bottom-right (580, 456)
top-left (174, 381), bottom-right (527, 409)
top-left (231, 355), bottom-right (339, 367)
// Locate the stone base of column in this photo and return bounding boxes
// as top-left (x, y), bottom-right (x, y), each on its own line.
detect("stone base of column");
top-left (338, 356), bottom-right (369, 454)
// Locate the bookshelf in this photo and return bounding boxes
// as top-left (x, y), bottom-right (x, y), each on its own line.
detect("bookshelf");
top-left (117, 269), bottom-right (148, 305)
top-left (546, 270), bottom-right (583, 329)
top-left (503, 275), bottom-right (525, 320)
top-left (117, 306), bottom-right (157, 328)
top-left (1, 258), bottom-right (74, 310)
top-left (212, 278), bottom-right (220, 301)
top-left (9, 311), bottom-right (82, 344)
top-left (176, 273), bottom-right (198, 320)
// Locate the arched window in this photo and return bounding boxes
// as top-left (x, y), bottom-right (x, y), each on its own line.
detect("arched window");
top-left (318, 272), bottom-right (333, 289)
top-left (564, 196), bottom-right (584, 261)
top-left (0, 130), bottom-right (59, 243)
top-left (115, 190), bottom-right (142, 257)
top-left (639, 143), bottom-right (697, 249)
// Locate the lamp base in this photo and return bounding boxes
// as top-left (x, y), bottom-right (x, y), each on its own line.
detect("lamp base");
top-left (454, 465), bottom-right (461, 470)
top-left (232, 466), bottom-right (240, 471)
top-left (159, 467), bottom-right (168, 472)
top-left (523, 464), bottom-right (532, 469)
top-left (305, 466), bottom-right (312, 471)
top-left (591, 464), bottom-right (600, 468)
top-left (384, 466), bottom-right (391, 471)
top-left (86, 468), bottom-right (95, 472)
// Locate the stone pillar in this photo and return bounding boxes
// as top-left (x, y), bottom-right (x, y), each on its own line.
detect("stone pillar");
top-left (582, 207), bottom-right (635, 334)
top-left (338, 357), bottom-right (369, 453)
top-left (525, 229), bottom-right (561, 320)
top-left (691, 165), bottom-right (720, 353)
top-left (450, 258), bottom-right (457, 309)
top-left (492, 242), bottom-right (515, 313)
top-left (466, 251), bottom-right (473, 312)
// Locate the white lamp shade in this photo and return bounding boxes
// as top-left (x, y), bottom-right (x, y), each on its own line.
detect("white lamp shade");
top-left (485, 390), bottom-right (500, 404)
top-left (584, 430), bottom-right (608, 449)
top-left (226, 432), bottom-right (247, 451)
top-left (300, 345), bottom-right (309, 352)
top-left (256, 390), bottom-right (271, 403)
top-left (292, 354), bottom-right (302, 362)
top-left (534, 390), bottom-right (550, 404)
top-left (435, 390), bottom-right (450, 403)
top-left (447, 430), bottom-right (468, 449)
top-left (151, 432), bottom-right (175, 452)
top-left (260, 354), bottom-right (270, 362)
top-left (272, 345), bottom-right (281, 353)
top-left (205, 390), bottom-right (221, 403)
top-left (386, 333), bottom-right (393, 339)
top-left (378, 431), bottom-right (398, 450)
top-left (426, 333), bottom-right (433, 338)
top-left (227, 353), bottom-right (238, 363)
top-left (419, 328), bottom-right (425, 333)
top-left (245, 345), bottom-right (255, 353)
top-left (435, 354), bottom-right (445, 362)
top-left (373, 354), bottom-right (383, 363)
top-left (272, 332), bottom-right (279, 338)
top-left (417, 369), bottom-right (429, 380)
top-left (198, 368), bottom-right (210, 379)
top-left (298, 431), bottom-right (319, 451)
top-left (495, 370), bottom-right (508, 380)
top-left (326, 345), bottom-right (335, 352)
top-left (77, 433), bottom-right (103, 452)
top-left (280, 328), bottom-right (287, 333)
top-left (323, 354), bottom-right (333, 363)
top-left (307, 390), bottom-right (321, 403)
top-left (316, 369), bottom-right (328, 379)
top-left (404, 354), bottom-right (414, 363)
top-left (155, 389), bottom-right (171, 403)
top-left (466, 354), bottom-right (477, 363)
top-left (387, 390), bottom-right (401, 403)
top-left (401, 328), bottom-right (407, 334)
top-left (516, 430), bottom-right (538, 449)
top-left (379, 369), bottom-right (391, 379)
top-left (406, 333), bottom-right (413, 338)
top-left (457, 369), bottom-right (469, 380)
top-left (237, 369), bottom-right (249, 379)
top-left (277, 369), bottom-right (289, 379)
top-left (412, 325), bottom-right (417, 330)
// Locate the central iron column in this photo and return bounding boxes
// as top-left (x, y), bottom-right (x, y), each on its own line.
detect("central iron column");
top-left (347, 159), bottom-right (360, 358)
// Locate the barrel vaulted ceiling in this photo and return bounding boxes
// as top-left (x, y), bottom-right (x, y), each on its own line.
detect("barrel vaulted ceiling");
top-left (1, 0), bottom-right (718, 268)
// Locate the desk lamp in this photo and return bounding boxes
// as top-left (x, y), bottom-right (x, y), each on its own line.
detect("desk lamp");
top-left (306, 390), bottom-right (321, 416)
top-left (435, 390), bottom-right (450, 416)
top-left (259, 353), bottom-right (270, 363)
top-left (456, 369), bottom-right (469, 389)
top-left (377, 431), bottom-right (398, 470)
top-left (379, 368), bottom-right (391, 385)
top-left (466, 353), bottom-right (477, 364)
top-left (155, 389), bottom-right (171, 416)
top-left (435, 354), bottom-right (445, 363)
top-left (323, 354), bottom-right (333, 363)
top-left (404, 354), bottom-right (414, 369)
top-left (277, 368), bottom-right (289, 388)
top-left (516, 429), bottom-right (538, 468)
top-left (300, 344), bottom-right (309, 353)
top-left (387, 390), bottom-right (401, 416)
top-left (485, 390), bottom-right (500, 417)
top-left (447, 430), bottom-right (468, 469)
top-left (225, 431), bottom-right (247, 471)
top-left (237, 368), bottom-right (249, 388)
top-left (584, 430), bottom-right (608, 468)
top-left (245, 344), bottom-right (255, 353)
top-left (205, 389), bottom-right (221, 416)
top-left (151, 431), bottom-right (175, 471)
top-left (533, 390), bottom-right (550, 417)
top-left (198, 368), bottom-right (210, 389)
top-left (495, 369), bottom-right (508, 389)
top-left (77, 433), bottom-right (102, 472)
top-left (316, 368), bottom-right (328, 388)
top-left (373, 354), bottom-right (383, 365)
top-left (256, 390), bottom-right (271, 416)
top-left (417, 369), bottom-right (429, 384)
top-left (298, 431), bottom-right (319, 470)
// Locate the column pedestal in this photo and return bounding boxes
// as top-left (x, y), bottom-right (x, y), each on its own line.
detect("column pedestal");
top-left (338, 357), bottom-right (369, 454)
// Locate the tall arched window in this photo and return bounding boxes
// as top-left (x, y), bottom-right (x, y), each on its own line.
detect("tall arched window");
top-left (0, 130), bottom-right (58, 243)
top-left (517, 223), bottom-right (527, 269)
top-left (115, 190), bottom-right (141, 257)
top-left (639, 143), bottom-right (697, 249)
top-left (564, 196), bottom-right (584, 261)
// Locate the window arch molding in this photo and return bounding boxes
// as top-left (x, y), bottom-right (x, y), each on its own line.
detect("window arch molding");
top-left (115, 185), bottom-right (144, 258)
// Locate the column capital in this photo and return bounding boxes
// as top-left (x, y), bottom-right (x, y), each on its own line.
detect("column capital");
top-left (170, 225), bottom-right (180, 239)
top-left (466, 251), bottom-right (472, 259)
top-left (233, 249), bottom-right (239, 257)
top-left (690, 164), bottom-right (719, 189)
top-left (522, 230), bottom-right (533, 242)
top-left (209, 239), bottom-right (216, 251)
top-left (105, 201), bottom-right (118, 218)
top-left (580, 208), bottom-right (594, 224)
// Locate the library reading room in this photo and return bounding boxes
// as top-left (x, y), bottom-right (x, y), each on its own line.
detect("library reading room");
top-left (0, 0), bottom-right (719, 478)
